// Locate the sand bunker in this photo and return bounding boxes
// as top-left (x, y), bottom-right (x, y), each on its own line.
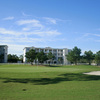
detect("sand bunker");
top-left (84, 71), bottom-right (100, 76)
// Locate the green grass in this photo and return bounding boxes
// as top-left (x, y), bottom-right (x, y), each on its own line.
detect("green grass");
top-left (0, 64), bottom-right (100, 100)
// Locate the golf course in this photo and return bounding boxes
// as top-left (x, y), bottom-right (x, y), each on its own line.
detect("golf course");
top-left (0, 64), bottom-right (100, 100)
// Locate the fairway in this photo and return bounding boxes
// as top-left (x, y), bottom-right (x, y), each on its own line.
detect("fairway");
top-left (0, 64), bottom-right (100, 100)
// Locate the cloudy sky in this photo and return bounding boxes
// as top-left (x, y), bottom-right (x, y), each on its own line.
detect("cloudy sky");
top-left (0, 0), bottom-right (100, 55)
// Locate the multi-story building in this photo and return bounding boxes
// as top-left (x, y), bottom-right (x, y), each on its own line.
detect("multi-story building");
top-left (0, 45), bottom-right (8, 63)
top-left (23, 46), bottom-right (71, 65)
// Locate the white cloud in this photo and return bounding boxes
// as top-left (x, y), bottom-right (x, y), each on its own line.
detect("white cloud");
top-left (3, 16), bottom-right (14, 20)
top-left (0, 28), bottom-right (20, 36)
top-left (17, 19), bottom-right (44, 29)
top-left (0, 16), bottom-right (65, 55)
top-left (83, 33), bottom-right (100, 37)
top-left (0, 36), bottom-right (64, 55)
top-left (92, 34), bottom-right (100, 37)
top-left (75, 33), bottom-right (90, 41)
top-left (44, 17), bottom-right (57, 24)
top-left (0, 27), bottom-right (61, 37)
top-left (22, 27), bottom-right (30, 31)
top-left (0, 35), bottom-right (44, 45)
top-left (17, 19), bottom-right (39, 25)
top-left (0, 36), bottom-right (14, 43)
top-left (31, 30), bottom-right (61, 37)
top-left (0, 34), bottom-right (63, 45)
top-left (22, 12), bottom-right (31, 16)
top-left (95, 40), bottom-right (100, 42)
top-left (8, 44), bottom-right (27, 55)
top-left (43, 17), bottom-right (72, 24)
top-left (75, 33), bottom-right (100, 43)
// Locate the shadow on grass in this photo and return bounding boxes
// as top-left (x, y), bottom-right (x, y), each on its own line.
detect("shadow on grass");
top-left (44, 65), bottom-right (62, 67)
top-left (1, 73), bottom-right (100, 85)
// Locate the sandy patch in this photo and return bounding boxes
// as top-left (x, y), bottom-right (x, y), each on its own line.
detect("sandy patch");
top-left (83, 71), bottom-right (100, 76)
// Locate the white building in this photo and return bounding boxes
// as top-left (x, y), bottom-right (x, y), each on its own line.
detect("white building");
top-left (0, 45), bottom-right (8, 63)
top-left (23, 46), bottom-right (71, 65)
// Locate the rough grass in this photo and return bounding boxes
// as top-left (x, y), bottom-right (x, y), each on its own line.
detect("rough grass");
top-left (0, 64), bottom-right (100, 100)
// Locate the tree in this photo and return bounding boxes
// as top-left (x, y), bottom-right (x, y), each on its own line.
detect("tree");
top-left (8, 54), bottom-right (19, 63)
top-left (58, 57), bottom-right (63, 64)
top-left (66, 46), bottom-right (81, 65)
top-left (25, 49), bottom-right (36, 65)
top-left (47, 52), bottom-right (55, 65)
top-left (19, 55), bottom-right (23, 63)
top-left (95, 51), bottom-right (100, 66)
top-left (79, 55), bottom-right (87, 63)
top-left (36, 51), bottom-right (48, 64)
top-left (84, 50), bottom-right (94, 65)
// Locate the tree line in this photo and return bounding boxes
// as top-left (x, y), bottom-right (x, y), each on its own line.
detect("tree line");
top-left (7, 54), bottom-right (23, 63)
top-left (7, 50), bottom-right (55, 65)
top-left (6, 47), bottom-right (100, 66)
top-left (66, 46), bottom-right (100, 66)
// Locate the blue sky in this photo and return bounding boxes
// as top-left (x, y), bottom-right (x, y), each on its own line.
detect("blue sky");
top-left (0, 0), bottom-right (100, 55)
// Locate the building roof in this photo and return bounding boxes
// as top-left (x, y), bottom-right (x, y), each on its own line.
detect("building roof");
top-left (0, 45), bottom-right (8, 47)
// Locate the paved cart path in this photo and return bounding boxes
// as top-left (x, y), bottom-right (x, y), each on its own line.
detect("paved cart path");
top-left (84, 71), bottom-right (100, 76)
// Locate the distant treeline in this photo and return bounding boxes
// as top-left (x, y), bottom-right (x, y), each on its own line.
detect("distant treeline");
top-left (7, 46), bottom-right (100, 66)
top-left (66, 46), bottom-right (100, 66)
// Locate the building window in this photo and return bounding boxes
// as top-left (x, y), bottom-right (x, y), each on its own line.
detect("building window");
top-left (40, 49), bottom-right (43, 52)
